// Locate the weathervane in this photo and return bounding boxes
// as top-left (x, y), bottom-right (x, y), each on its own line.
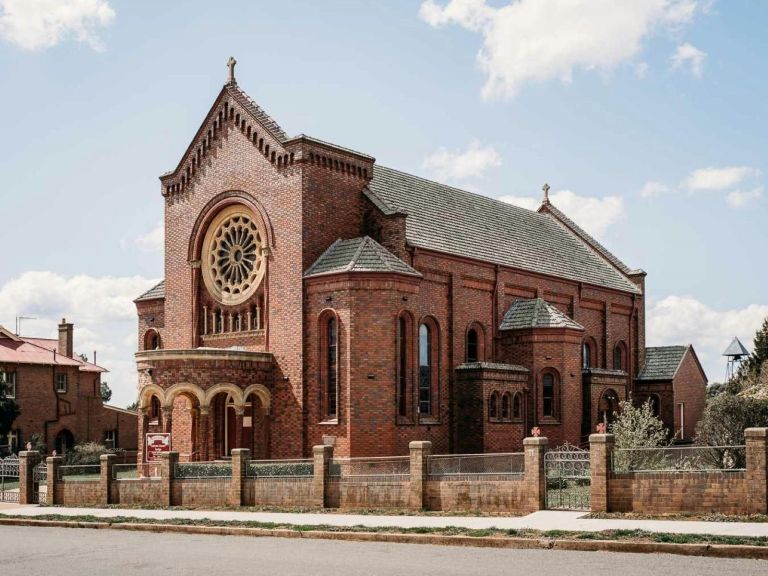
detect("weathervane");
top-left (227, 56), bottom-right (237, 85)
top-left (542, 183), bottom-right (550, 203)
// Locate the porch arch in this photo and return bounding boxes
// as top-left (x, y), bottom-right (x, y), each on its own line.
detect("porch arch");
top-left (138, 384), bottom-right (166, 411)
top-left (243, 383), bottom-right (272, 414)
top-left (164, 383), bottom-right (206, 410)
top-left (204, 383), bottom-right (245, 408)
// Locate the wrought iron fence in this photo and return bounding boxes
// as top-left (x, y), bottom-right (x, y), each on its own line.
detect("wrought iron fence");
top-left (174, 462), bottom-right (232, 479)
top-left (0, 455), bottom-right (20, 502)
top-left (329, 456), bottom-right (410, 481)
top-left (246, 459), bottom-right (313, 478)
top-left (33, 462), bottom-right (47, 504)
top-left (612, 445), bottom-right (747, 473)
top-left (58, 465), bottom-right (101, 481)
top-left (427, 453), bottom-right (525, 477)
top-left (545, 444), bottom-right (591, 511)
top-left (112, 463), bottom-right (162, 480)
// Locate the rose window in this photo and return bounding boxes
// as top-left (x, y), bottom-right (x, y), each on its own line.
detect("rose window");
top-left (202, 206), bottom-right (266, 305)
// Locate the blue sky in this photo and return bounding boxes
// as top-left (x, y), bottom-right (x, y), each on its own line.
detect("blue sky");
top-left (0, 0), bottom-right (766, 407)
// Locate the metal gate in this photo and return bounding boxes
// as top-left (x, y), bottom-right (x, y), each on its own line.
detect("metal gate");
top-left (32, 461), bottom-right (47, 504)
top-left (545, 444), bottom-right (591, 510)
top-left (0, 455), bottom-right (19, 503)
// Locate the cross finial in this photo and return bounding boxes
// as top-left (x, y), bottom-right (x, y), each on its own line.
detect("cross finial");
top-left (227, 56), bottom-right (237, 85)
top-left (542, 183), bottom-right (550, 203)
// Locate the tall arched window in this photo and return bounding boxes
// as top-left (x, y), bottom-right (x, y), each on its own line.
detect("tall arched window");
top-left (582, 341), bottom-right (592, 369)
top-left (542, 371), bottom-right (559, 419)
top-left (501, 392), bottom-right (511, 420)
top-left (325, 316), bottom-right (338, 419)
top-left (418, 323), bottom-right (432, 416)
top-left (466, 328), bottom-right (479, 363)
top-left (396, 314), bottom-right (410, 417)
top-left (613, 342), bottom-right (626, 371)
top-left (489, 391), bottom-right (499, 420)
top-left (149, 396), bottom-right (161, 423)
top-left (512, 392), bottom-right (522, 420)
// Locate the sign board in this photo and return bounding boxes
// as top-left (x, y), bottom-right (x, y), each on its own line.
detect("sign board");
top-left (145, 433), bottom-right (171, 462)
top-left (242, 416), bottom-right (252, 428)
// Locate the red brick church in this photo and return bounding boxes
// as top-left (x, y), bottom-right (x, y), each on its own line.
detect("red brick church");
top-left (134, 59), bottom-right (707, 462)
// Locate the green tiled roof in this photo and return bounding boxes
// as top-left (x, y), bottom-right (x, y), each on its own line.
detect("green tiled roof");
top-left (367, 165), bottom-right (641, 294)
top-left (134, 280), bottom-right (165, 302)
top-left (637, 346), bottom-right (688, 381)
top-left (304, 236), bottom-right (421, 278)
top-left (499, 298), bottom-right (584, 331)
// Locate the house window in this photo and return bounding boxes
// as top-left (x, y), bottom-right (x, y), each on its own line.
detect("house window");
top-left (149, 396), bottom-right (161, 424)
top-left (582, 341), bottom-right (592, 369)
top-left (489, 391), bottom-right (499, 420)
top-left (56, 373), bottom-right (68, 393)
top-left (501, 392), bottom-right (511, 420)
top-left (104, 429), bottom-right (117, 449)
top-left (397, 315), bottom-right (409, 417)
top-left (0, 371), bottom-right (16, 399)
top-left (418, 323), bottom-right (433, 416)
top-left (512, 392), bottom-right (522, 420)
top-left (325, 316), bottom-right (338, 419)
top-left (542, 372), bottom-right (558, 419)
top-left (466, 329), bottom-right (478, 363)
top-left (613, 342), bottom-right (626, 370)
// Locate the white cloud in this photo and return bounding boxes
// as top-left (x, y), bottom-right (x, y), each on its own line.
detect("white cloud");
top-left (635, 62), bottom-right (650, 79)
top-left (726, 187), bottom-right (763, 209)
top-left (0, 271), bottom-right (158, 407)
top-left (133, 220), bottom-right (164, 252)
top-left (419, 0), bottom-right (703, 99)
top-left (640, 181), bottom-right (674, 198)
top-left (0, 0), bottom-right (115, 51)
top-left (647, 295), bottom-right (768, 382)
top-left (669, 42), bottom-right (706, 77)
top-left (422, 139), bottom-right (502, 181)
top-left (500, 189), bottom-right (624, 239)
top-left (682, 166), bottom-right (760, 191)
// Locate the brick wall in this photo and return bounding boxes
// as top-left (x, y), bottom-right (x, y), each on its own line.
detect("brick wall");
top-left (673, 349), bottom-right (708, 441)
top-left (426, 477), bottom-right (526, 513)
top-left (243, 477), bottom-right (314, 507)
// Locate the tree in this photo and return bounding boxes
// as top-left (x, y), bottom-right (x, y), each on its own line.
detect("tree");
top-left (0, 380), bottom-right (19, 439)
top-left (100, 382), bottom-right (112, 403)
top-left (695, 393), bottom-right (768, 447)
top-left (738, 315), bottom-right (768, 380)
top-left (126, 400), bottom-right (138, 411)
top-left (609, 397), bottom-right (669, 472)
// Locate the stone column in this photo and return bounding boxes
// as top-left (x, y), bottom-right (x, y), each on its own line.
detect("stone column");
top-left (46, 456), bottom-right (62, 505)
top-left (312, 445), bottom-right (333, 508)
top-left (589, 433), bottom-right (615, 513)
top-left (229, 448), bottom-right (250, 507)
top-left (523, 436), bottom-right (548, 512)
top-left (159, 451), bottom-right (179, 507)
top-left (100, 453), bottom-right (116, 505)
top-left (18, 451), bottom-right (40, 505)
top-left (746, 428), bottom-right (768, 514)
top-left (139, 409), bottom-right (149, 463)
top-left (234, 407), bottom-right (244, 450)
top-left (408, 441), bottom-right (431, 510)
top-left (199, 407), bottom-right (210, 461)
top-left (162, 407), bottom-right (173, 435)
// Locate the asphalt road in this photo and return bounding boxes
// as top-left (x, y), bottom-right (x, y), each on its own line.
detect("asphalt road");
top-left (0, 526), bottom-right (765, 576)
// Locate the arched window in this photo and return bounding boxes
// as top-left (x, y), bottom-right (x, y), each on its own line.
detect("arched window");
top-left (542, 371), bottom-right (559, 419)
top-left (582, 341), bottom-right (592, 369)
top-left (466, 328), bottom-right (479, 363)
top-left (489, 391), bottom-right (499, 420)
top-left (512, 392), bottom-right (522, 420)
top-left (598, 389), bottom-right (619, 425)
top-left (325, 315), bottom-right (338, 419)
top-left (418, 319), bottom-right (439, 418)
top-left (501, 392), bottom-right (511, 420)
top-left (613, 342), bottom-right (626, 371)
top-left (149, 396), bottom-right (161, 423)
top-left (144, 330), bottom-right (161, 351)
top-left (419, 323), bottom-right (432, 416)
top-left (396, 313), bottom-right (411, 418)
top-left (648, 394), bottom-right (661, 418)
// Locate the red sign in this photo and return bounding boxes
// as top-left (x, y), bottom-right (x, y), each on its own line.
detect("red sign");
top-left (145, 433), bottom-right (171, 462)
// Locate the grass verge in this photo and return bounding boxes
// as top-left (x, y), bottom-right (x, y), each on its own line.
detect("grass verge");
top-left (587, 512), bottom-right (768, 523)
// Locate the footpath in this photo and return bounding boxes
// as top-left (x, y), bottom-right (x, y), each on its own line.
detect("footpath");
top-left (1, 503), bottom-right (768, 539)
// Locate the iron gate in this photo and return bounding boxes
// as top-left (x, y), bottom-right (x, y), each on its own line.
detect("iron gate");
top-left (0, 455), bottom-right (19, 503)
top-left (32, 461), bottom-right (47, 504)
top-left (545, 444), bottom-right (591, 510)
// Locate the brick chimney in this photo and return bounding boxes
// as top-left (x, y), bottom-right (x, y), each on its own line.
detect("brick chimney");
top-left (58, 318), bottom-right (73, 358)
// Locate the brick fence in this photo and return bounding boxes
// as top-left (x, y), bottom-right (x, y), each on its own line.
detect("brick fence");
top-left (15, 429), bottom-right (768, 515)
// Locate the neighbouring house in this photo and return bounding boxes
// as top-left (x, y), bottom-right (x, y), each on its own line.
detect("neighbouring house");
top-left (0, 320), bottom-right (137, 454)
top-left (133, 59), bottom-right (707, 462)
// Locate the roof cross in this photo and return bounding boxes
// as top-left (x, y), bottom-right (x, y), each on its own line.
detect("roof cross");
top-left (227, 56), bottom-right (237, 85)
top-left (542, 183), bottom-right (550, 203)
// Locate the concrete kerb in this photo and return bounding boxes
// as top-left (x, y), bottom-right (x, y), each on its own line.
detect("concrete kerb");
top-left (0, 517), bottom-right (767, 560)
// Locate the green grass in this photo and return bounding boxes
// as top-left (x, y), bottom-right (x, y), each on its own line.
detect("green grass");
top-left (4, 513), bottom-right (767, 548)
top-left (587, 512), bottom-right (768, 523)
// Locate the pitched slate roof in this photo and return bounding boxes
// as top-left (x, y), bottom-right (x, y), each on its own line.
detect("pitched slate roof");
top-left (135, 280), bottom-right (165, 302)
top-left (366, 165), bottom-right (641, 294)
top-left (304, 236), bottom-right (421, 278)
top-left (455, 361), bottom-right (529, 372)
top-left (541, 202), bottom-right (633, 275)
top-left (228, 83), bottom-right (288, 142)
top-left (499, 298), bottom-right (584, 331)
top-left (723, 337), bottom-right (750, 357)
top-left (636, 346), bottom-right (688, 381)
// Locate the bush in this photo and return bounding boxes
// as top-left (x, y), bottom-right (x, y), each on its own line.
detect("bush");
top-left (64, 442), bottom-right (124, 465)
top-left (695, 394), bottom-right (768, 447)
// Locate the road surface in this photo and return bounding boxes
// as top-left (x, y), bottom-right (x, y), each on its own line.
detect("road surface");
top-left (0, 526), bottom-right (764, 575)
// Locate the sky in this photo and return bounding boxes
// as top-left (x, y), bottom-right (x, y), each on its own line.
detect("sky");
top-left (0, 0), bottom-right (766, 408)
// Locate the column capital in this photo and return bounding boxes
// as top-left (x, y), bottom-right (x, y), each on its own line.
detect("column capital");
top-left (589, 433), bottom-right (615, 445)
